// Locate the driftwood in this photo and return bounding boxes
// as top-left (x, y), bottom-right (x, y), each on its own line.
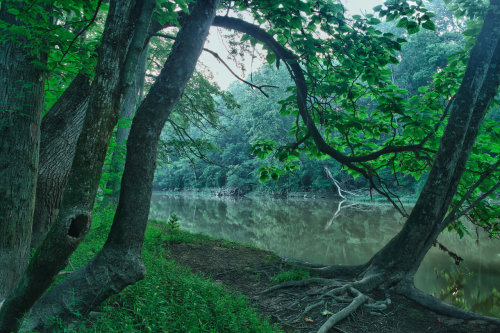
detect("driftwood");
top-left (323, 166), bottom-right (364, 199)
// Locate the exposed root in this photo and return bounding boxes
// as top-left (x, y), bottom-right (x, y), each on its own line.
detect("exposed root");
top-left (318, 287), bottom-right (368, 333)
top-left (403, 285), bottom-right (500, 325)
top-left (303, 300), bottom-right (325, 315)
top-left (263, 268), bottom-right (500, 332)
top-left (292, 262), bottom-right (366, 279)
top-left (261, 278), bottom-right (339, 294)
top-left (261, 274), bottom-right (388, 332)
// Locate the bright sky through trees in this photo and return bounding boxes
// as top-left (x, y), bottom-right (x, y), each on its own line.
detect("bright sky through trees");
top-left (200, 0), bottom-right (384, 89)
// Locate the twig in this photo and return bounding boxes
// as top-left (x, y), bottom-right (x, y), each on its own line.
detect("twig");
top-left (57, 0), bottom-right (103, 67)
top-left (442, 159), bottom-right (500, 226)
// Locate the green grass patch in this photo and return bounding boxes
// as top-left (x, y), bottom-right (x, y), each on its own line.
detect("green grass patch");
top-left (150, 219), bottom-right (258, 250)
top-left (55, 208), bottom-right (281, 332)
top-left (270, 268), bottom-right (310, 284)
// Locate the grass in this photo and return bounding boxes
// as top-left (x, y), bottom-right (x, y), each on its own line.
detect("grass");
top-left (149, 219), bottom-right (259, 250)
top-left (270, 268), bottom-right (310, 284)
top-left (53, 206), bottom-right (281, 332)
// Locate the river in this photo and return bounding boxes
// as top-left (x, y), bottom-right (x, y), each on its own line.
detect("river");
top-left (149, 192), bottom-right (500, 317)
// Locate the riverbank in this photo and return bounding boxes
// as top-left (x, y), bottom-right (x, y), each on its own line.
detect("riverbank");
top-left (159, 226), bottom-right (499, 333)
top-left (65, 209), bottom-right (498, 332)
top-left (152, 188), bottom-right (419, 204)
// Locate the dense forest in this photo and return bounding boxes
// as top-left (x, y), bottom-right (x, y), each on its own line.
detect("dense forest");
top-left (0, 0), bottom-right (499, 332)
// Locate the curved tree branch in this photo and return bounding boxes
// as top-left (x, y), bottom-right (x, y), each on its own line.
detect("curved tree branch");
top-left (211, 15), bottom-right (413, 214)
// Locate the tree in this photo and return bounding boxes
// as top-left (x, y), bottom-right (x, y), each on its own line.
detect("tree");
top-left (0, 0), bottom-right (219, 330)
top-left (0, 0), bottom-right (47, 299)
top-left (0, 0), bottom-right (498, 332)
top-left (209, 0), bottom-right (500, 330)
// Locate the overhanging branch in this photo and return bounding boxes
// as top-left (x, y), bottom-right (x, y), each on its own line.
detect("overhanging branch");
top-left (152, 32), bottom-right (277, 97)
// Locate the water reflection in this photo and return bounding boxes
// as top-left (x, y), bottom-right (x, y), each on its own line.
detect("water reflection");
top-left (149, 193), bottom-right (500, 316)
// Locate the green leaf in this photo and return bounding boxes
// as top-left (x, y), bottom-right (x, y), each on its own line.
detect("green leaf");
top-left (7, 8), bottom-right (20, 15)
top-left (417, 86), bottom-right (430, 93)
top-left (266, 52), bottom-right (276, 65)
top-left (291, 17), bottom-right (302, 29)
top-left (368, 18), bottom-right (381, 25)
top-left (396, 17), bottom-right (408, 28)
top-left (422, 20), bottom-right (436, 31)
top-left (407, 21), bottom-right (420, 34)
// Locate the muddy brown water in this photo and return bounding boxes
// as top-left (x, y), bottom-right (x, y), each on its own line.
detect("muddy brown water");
top-left (149, 193), bottom-right (500, 317)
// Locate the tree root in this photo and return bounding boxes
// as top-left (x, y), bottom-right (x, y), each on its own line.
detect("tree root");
top-left (303, 300), bottom-right (325, 315)
top-left (261, 278), bottom-right (339, 294)
top-left (402, 285), bottom-right (500, 325)
top-left (289, 261), bottom-right (366, 279)
top-left (318, 287), bottom-right (368, 333)
top-left (261, 275), bottom-right (384, 332)
top-left (263, 269), bottom-right (500, 332)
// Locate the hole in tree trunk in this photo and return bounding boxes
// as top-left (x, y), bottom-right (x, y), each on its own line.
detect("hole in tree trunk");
top-left (68, 214), bottom-right (88, 238)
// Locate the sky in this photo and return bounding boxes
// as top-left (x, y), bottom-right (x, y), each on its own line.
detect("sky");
top-left (199, 0), bottom-right (385, 90)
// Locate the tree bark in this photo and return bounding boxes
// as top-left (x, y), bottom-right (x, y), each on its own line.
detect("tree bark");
top-left (104, 44), bottom-right (149, 202)
top-left (0, 4), bottom-right (46, 300)
top-left (0, 0), bottom-right (155, 331)
top-left (30, 74), bottom-right (91, 249)
top-left (20, 0), bottom-right (219, 331)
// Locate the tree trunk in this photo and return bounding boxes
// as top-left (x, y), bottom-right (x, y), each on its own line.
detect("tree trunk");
top-left (364, 0), bottom-right (500, 286)
top-left (0, 0), bottom-right (155, 331)
top-left (21, 0), bottom-right (219, 331)
top-left (30, 74), bottom-right (91, 249)
top-left (104, 45), bottom-right (149, 202)
top-left (0, 4), bottom-right (46, 300)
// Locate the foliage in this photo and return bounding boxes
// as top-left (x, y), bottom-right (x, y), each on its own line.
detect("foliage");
top-left (154, 65), bottom-right (375, 195)
top-left (166, 213), bottom-right (180, 232)
top-left (220, 0), bottom-right (499, 237)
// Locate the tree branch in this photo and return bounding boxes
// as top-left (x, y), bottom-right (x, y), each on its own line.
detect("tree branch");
top-left (442, 159), bottom-right (500, 226)
top-left (57, 0), bottom-right (103, 67)
top-left (152, 32), bottom-right (277, 97)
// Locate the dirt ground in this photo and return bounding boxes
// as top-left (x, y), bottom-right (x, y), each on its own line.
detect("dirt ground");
top-left (163, 235), bottom-right (499, 333)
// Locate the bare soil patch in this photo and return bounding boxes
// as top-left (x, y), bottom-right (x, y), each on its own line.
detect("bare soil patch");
top-left (163, 234), bottom-right (499, 333)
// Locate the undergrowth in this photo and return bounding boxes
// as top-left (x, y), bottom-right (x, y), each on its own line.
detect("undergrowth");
top-left (271, 268), bottom-right (310, 284)
top-left (53, 205), bottom-right (281, 332)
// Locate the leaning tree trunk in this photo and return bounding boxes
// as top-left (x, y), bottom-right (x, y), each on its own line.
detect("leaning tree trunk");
top-left (363, 0), bottom-right (500, 287)
top-left (104, 44), bottom-right (149, 202)
top-left (19, 0), bottom-right (219, 331)
top-left (0, 4), bottom-right (46, 300)
top-left (30, 74), bottom-right (91, 249)
top-left (0, 0), bottom-right (156, 331)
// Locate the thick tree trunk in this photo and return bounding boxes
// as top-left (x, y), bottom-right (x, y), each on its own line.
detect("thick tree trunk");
top-left (0, 5), bottom-right (46, 300)
top-left (104, 45), bottom-right (149, 202)
top-left (364, 0), bottom-right (500, 285)
top-left (30, 74), bottom-right (91, 249)
top-left (21, 0), bottom-right (219, 331)
top-left (0, 0), bottom-right (155, 331)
